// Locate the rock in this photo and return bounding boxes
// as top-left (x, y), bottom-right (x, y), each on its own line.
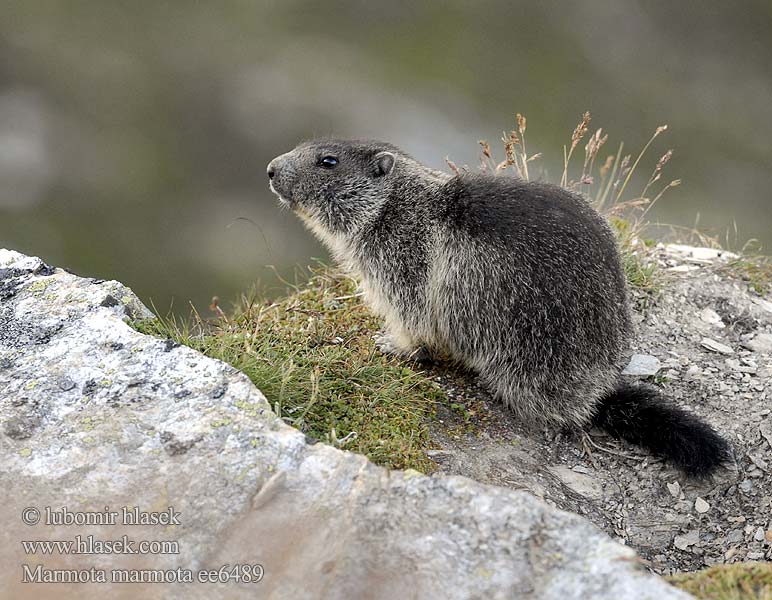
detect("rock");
top-left (701, 337), bottom-right (734, 355)
top-left (667, 264), bottom-right (701, 273)
top-left (751, 297), bottom-right (772, 315)
top-left (726, 530), bottom-right (744, 544)
top-left (665, 244), bottom-right (697, 255)
top-left (674, 530), bottom-right (700, 551)
top-left (759, 420), bottom-right (772, 450)
top-left (0, 249), bottom-right (690, 600)
top-left (698, 308), bottom-right (723, 326)
top-left (548, 465), bottom-right (605, 500)
top-left (667, 481), bottom-right (681, 498)
top-left (691, 247), bottom-right (721, 261)
top-left (749, 454), bottom-right (769, 472)
top-left (694, 497), bottom-right (710, 513)
top-left (684, 364), bottom-right (701, 380)
top-left (622, 354), bottom-right (661, 377)
top-left (743, 333), bottom-right (772, 354)
top-left (663, 245), bottom-right (737, 262)
top-left (725, 358), bottom-right (757, 374)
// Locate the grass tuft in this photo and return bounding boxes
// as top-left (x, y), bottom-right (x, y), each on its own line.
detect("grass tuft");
top-left (726, 254), bottom-right (772, 296)
top-left (669, 562), bottom-right (772, 600)
top-left (132, 266), bottom-right (444, 471)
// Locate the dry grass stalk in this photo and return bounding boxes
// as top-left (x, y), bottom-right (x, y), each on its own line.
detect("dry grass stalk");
top-left (614, 125), bottom-right (668, 203)
top-left (463, 111), bottom-right (682, 251)
top-left (561, 111), bottom-right (591, 187)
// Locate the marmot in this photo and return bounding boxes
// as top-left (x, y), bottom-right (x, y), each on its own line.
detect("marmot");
top-left (267, 138), bottom-right (729, 477)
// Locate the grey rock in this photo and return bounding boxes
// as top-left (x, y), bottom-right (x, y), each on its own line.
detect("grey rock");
top-left (690, 247), bottom-right (721, 261)
top-left (548, 465), bottom-right (605, 500)
top-left (667, 481), bottom-right (681, 498)
top-left (725, 358), bottom-right (757, 374)
top-left (700, 337), bottom-right (734, 355)
top-left (622, 354), bottom-right (661, 376)
top-left (0, 249), bottom-right (691, 599)
top-left (698, 308), bottom-right (723, 326)
top-left (694, 497), bottom-right (710, 514)
top-left (663, 245), bottom-right (737, 262)
top-left (667, 264), bottom-right (701, 273)
top-left (674, 530), bottom-right (700, 551)
top-left (760, 419), bottom-right (772, 450)
top-left (726, 530), bottom-right (744, 544)
top-left (751, 297), bottom-right (772, 314)
top-left (743, 333), bottom-right (772, 354)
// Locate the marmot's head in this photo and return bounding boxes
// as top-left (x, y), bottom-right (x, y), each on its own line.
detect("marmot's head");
top-left (267, 139), bottom-right (400, 237)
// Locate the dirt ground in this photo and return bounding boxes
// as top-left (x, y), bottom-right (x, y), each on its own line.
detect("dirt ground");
top-left (425, 244), bottom-right (772, 575)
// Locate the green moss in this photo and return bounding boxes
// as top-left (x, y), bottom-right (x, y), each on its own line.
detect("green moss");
top-left (726, 256), bottom-right (771, 296)
top-left (132, 267), bottom-right (444, 471)
top-left (669, 562), bottom-right (772, 600)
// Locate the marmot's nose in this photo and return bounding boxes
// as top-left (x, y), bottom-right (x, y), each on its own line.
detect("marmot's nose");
top-left (268, 153), bottom-right (290, 181)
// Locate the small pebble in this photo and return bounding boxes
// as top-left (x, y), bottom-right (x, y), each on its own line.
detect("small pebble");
top-left (698, 308), bottom-right (723, 326)
top-left (622, 354), bottom-right (661, 376)
top-left (694, 497), bottom-right (710, 513)
top-left (743, 333), bottom-right (772, 354)
top-left (726, 530), bottom-right (744, 544)
top-left (667, 481), bottom-right (681, 498)
top-left (674, 530), bottom-right (699, 550)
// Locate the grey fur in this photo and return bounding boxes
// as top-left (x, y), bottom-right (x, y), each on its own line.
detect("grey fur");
top-left (267, 138), bottom-right (631, 428)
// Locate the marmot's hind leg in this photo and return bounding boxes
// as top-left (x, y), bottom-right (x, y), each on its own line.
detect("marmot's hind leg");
top-left (479, 361), bottom-right (589, 428)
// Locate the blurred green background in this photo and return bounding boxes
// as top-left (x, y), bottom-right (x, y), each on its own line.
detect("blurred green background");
top-left (1, 1), bottom-right (771, 314)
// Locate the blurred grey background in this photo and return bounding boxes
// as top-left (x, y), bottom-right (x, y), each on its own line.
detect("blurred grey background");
top-left (1, 1), bottom-right (771, 313)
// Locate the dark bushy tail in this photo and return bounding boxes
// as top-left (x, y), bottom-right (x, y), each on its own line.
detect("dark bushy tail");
top-left (591, 383), bottom-right (730, 477)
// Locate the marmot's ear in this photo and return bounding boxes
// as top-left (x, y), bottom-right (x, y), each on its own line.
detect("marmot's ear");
top-left (373, 152), bottom-right (395, 177)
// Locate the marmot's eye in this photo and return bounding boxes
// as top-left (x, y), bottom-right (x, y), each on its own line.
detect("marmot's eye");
top-left (319, 156), bottom-right (338, 169)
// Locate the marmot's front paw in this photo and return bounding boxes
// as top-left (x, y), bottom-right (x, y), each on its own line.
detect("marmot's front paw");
top-left (374, 332), bottom-right (432, 363)
top-left (373, 332), bottom-right (402, 355)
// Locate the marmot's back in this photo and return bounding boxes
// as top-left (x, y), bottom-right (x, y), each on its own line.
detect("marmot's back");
top-left (431, 175), bottom-right (630, 380)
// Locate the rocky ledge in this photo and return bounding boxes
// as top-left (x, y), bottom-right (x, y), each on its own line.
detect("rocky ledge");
top-left (0, 247), bottom-right (691, 599)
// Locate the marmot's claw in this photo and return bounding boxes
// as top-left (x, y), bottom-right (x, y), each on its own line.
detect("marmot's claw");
top-left (374, 332), bottom-right (400, 355)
